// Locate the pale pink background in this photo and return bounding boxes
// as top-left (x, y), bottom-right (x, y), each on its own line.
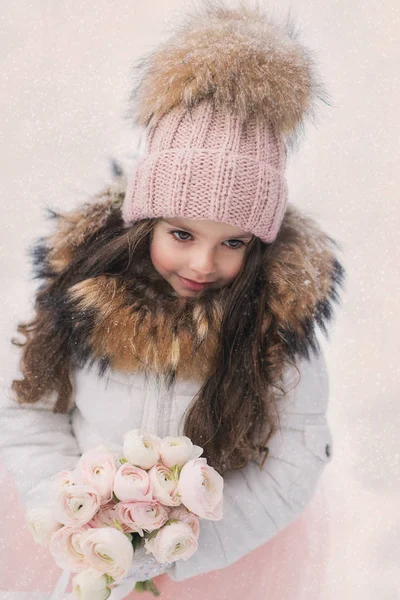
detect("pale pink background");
top-left (0, 1), bottom-right (399, 598)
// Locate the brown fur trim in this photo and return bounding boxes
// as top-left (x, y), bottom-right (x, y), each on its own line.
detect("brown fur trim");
top-left (128, 1), bottom-right (328, 141)
top-left (31, 172), bottom-right (344, 382)
top-left (269, 206), bottom-right (338, 330)
top-left (43, 176), bottom-right (126, 274)
top-left (69, 276), bottom-right (222, 381)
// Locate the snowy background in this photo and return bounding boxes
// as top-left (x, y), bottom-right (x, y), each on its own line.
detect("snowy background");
top-left (1, 0), bottom-right (399, 598)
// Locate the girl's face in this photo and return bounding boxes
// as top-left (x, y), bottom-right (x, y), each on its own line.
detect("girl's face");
top-left (150, 217), bottom-right (253, 297)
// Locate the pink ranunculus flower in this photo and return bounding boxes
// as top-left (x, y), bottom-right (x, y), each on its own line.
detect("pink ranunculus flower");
top-left (113, 503), bottom-right (144, 537)
top-left (147, 462), bottom-right (181, 507)
top-left (25, 506), bottom-right (63, 546)
top-left (49, 524), bottom-right (92, 572)
top-left (123, 429), bottom-right (162, 469)
top-left (53, 469), bottom-right (78, 493)
top-left (53, 484), bottom-right (101, 527)
top-left (87, 502), bottom-right (118, 529)
top-left (74, 446), bottom-right (118, 505)
top-left (80, 527), bottom-right (133, 581)
top-left (168, 504), bottom-right (200, 539)
top-left (113, 463), bottom-right (153, 503)
top-left (144, 521), bottom-right (198, 564)
top-left (177, 458), bottom-right (224, 520)
top-left (159, 435), bottom-right (203, 468)
top-left (115, 501), bottom-right (170, 534)
top-left (88, 502), bottom-right (131, 535)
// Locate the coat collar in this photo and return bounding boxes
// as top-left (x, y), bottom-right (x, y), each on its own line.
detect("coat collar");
top-left (35, 172), bottom-right (345, 383)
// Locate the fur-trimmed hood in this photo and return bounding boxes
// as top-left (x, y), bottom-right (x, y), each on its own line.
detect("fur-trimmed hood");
top-left (31, 166), bottom-right (345, 396)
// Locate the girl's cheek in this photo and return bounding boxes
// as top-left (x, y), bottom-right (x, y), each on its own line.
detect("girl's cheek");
top-left (224, 254), bottom-right (245, 282)
top-left (150, 235), bottom-right (178, 274)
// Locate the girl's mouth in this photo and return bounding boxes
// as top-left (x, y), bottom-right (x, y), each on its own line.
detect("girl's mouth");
top-left (177, 275), bottom-right (215, 291)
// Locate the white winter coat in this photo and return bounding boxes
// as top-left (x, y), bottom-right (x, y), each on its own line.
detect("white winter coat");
top-left (0, 345), bottom-right (333, 583)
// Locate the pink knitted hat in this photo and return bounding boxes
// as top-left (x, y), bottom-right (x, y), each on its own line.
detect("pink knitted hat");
top-left (123, 3), bottom-right (327, 243)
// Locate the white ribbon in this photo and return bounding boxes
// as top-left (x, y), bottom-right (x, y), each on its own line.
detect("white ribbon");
top-left (50, 568), bottom-right (71, 599)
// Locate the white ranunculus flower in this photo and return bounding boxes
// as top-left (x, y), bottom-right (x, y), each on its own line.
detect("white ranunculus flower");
top-left (72, 568), bottom-right (111, 600)
top-left (25, 505), bottom-right (63, 546)
top-left (123, 429), bottom-right (162, 469)
top-left (159, 436), bottom-right (203, 468)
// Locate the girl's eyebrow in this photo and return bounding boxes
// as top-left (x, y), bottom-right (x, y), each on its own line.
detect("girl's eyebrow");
top-left (163, 219), bottom-right (252, 239)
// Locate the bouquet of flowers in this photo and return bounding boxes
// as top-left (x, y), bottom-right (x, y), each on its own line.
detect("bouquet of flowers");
top-left (25, 429), bottom-right (224, 599)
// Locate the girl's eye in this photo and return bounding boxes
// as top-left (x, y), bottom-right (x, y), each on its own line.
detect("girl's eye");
top-left (169, 230), bottom-right (246, 250)
top-left (225, 240), bottom-right (245, 250)
top-left (170, 230), bottom-right (192, 242)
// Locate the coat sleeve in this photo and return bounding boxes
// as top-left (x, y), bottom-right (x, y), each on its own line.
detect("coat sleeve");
top-left (0, 381), bottom-right (82, 511)
top-left (166, 347), bottom-right (334, 582)
top-left (0, 367), bottom-right (174, 587)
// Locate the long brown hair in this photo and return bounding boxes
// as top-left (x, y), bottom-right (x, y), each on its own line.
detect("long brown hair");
top-left (12, 215), bottom-right (294, 474)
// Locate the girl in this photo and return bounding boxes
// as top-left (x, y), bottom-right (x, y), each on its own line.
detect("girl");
top-left (0, 3), bottom-right (345, 599)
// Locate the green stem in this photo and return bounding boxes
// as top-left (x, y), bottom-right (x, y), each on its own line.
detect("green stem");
top-left (134, 578), bottom-right (161, 596)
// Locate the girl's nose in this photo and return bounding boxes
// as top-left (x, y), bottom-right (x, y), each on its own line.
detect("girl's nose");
top-left (189, 249), bottom-right (217, 277)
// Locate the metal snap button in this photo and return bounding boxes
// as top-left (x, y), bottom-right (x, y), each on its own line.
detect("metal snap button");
top-left (325, 443), bottom-right (331, 458)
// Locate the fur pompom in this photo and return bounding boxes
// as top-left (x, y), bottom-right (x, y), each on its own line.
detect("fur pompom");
top-left (128, 0), bottom-right (329, 144)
